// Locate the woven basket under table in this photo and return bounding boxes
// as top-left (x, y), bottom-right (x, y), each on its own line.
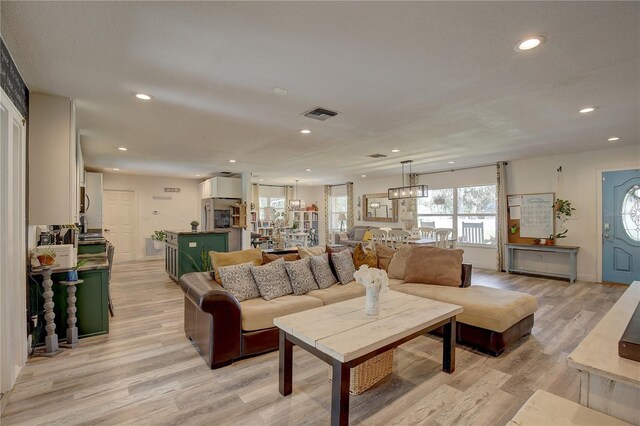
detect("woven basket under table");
top-left (328, 349), bottom-right (394, 395)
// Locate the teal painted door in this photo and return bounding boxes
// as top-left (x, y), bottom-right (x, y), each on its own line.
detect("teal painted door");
top-left (603, 170), bottom-right (640, 284)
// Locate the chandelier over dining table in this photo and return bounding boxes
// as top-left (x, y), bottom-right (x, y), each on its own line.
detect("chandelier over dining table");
top-left (387, 160), bottom-right (428, 200)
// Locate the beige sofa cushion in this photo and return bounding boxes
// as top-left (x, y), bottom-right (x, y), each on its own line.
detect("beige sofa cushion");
top-left (306, 280), bottom-right (365, 305)
top-left (404, 246), bottom-right (464, 287)
top-left (240, 295), bottom-right (323, 331)
top-left (298, 246), bottom-right (326, 258)
top-left (393, 283), bottom-right (537, 332)
top-left (210, 248), bottom-right (263, 283)
top-left (387, 245), bottom-right (412, 279)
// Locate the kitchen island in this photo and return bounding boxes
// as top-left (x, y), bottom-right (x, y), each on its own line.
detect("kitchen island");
top-left (165, 230), bottom-right (229, 281)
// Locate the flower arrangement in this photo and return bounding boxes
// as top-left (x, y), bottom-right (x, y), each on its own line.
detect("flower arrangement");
top-left (354, 265), bottom-right (389, 292)
top-left (354, 265), bottom-right (389, 316)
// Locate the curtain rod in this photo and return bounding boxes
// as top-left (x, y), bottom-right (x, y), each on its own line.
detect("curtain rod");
top-left (415, 162), bottom-right (507, 177)
top-left (328, 182), bottom-right (352, 188)
top-left (253, 183), bottom-right (291, 188)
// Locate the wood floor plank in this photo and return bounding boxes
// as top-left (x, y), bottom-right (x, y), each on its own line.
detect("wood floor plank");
top-left (1, 260), bottom-right (627, 425)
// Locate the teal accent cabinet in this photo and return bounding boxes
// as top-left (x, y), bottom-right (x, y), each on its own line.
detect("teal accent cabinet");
top-left (31, 268), bottom-right (109, 343)
top-left (165, 231), bottom-right (229, 280)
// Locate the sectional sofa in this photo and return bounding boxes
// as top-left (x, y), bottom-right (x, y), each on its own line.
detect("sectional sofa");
top-left (179, 246), bottom-right (537, 369)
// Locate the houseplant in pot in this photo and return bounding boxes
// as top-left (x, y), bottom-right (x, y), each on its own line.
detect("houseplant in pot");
top-left (151, 230), bottom-right (166, 250)
top-left (190, 220), bottom-right (199, 232)
top-left (66, 259), bottom-right (88, 282)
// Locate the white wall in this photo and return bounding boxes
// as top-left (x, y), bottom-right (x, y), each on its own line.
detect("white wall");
top-left (102, 173), bottom-right (200, 260)
top-left (507, 144), bottom-right (640, 282)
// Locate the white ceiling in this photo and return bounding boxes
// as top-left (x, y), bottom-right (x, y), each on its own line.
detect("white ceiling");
top-left (1, 2), bottom-right (638, 185)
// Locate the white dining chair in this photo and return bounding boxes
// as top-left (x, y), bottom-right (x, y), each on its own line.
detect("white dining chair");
top-left (388, 230), bottom-right (410, 249)
top-left (417, 227), bottom-right (435, 239)
top-left (370, 229), bottom-right (390, 247)
top-left (434, 228), bottom-right (452, 248)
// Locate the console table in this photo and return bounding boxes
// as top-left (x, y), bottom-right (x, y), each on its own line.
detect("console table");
top-left (567, 281), bottom-right (640, 424)
top-left (506, 243), bottom-right (579, 283)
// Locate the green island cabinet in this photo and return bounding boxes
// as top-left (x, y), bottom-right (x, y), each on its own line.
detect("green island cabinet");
top-left (165, 231), bottom-right (229, 281)
top-left (30, 269), bottom-right (109, 343)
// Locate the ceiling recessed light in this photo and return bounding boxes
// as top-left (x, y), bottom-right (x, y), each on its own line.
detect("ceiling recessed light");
top-left (448, 161), bottom-right (456, 164)
top-left (135, 93), bottom-right (153, 101)
top-left (196, 174), bottom-right (201, 177)
top-left (259, 179), bottom-right (264, 182)
top-left (112, 168), bottom-right (120, 171)
top-left (305, 168), bottom-right (312, 172)
top-left (391, 149), bottom-right (400, 153)
top-left (608, 137), bottom-right (620, 142)
top-left (228, 159), bottom-right (236, 163)
top-left (300, 129), bottom-right (311, 134)
top-left (272, 87), bottom-right (288, 95)
top-left (579, 107), bottom-right (597, 113)
top-left (361, 174), bottom-right (367, 178)
top-left (117, 147), bottom-right (128, 151)
top-left (515, 36), bottom-right (546, 52)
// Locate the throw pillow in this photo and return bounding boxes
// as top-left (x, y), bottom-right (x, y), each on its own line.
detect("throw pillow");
top-left (331, 248), bottom-right (356, 284)
top-left (262, 252), bottom-right (300, 264)
top-left (362, 230), bottom-right (373, 241)
top-left (404, 246), bottom-right (464, 287)
top-left (353, 243), bottom-right (378, 270)
top-left (284, 257), bottom-right (319, 295)
top-left (353, 228), bottom-right (367, 242)
top-left (218, 262), bottom-right (260, 302)
top-left (298, 246), bottom-right (326, 259)
top-left (250, 258), bottom-right (293, 301)
top-left (375, 243), bottom-right (397, 271)
top-left (387, 245), bottom-right (412, 280)
top-left (210, 248), bottom-right (263, 283)
top-left (309, 253), bottom-right (338, 289)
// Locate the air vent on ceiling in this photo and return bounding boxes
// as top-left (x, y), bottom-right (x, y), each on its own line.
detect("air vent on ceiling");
top-left (303, 107), bottom-right (339, 121)
top-left (220, 171), bottom-right (233, 175)
top-left (367, 153), bottom-right (388, 158)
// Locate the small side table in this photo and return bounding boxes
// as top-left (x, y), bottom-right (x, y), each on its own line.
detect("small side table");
top-left (59, 280), bottom-right (84, 348)
top-left (32, 264), bottom-right (64, 357)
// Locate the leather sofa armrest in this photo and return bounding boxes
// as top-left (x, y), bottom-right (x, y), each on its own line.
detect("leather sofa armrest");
top-left (179, 272), bottom-right (242, 366)
top-left (460, 263), bottom-right (472, 288)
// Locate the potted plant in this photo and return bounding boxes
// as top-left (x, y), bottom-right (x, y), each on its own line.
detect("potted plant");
top-left (66, 259), bottom-right (88, 282)
top-left (555, 199), bottom-right (576, 222)
top-left (190, 220), bottom-right (199, 232)
top-left (151, 230), bottom-right (166, 250)
top-left (547, 229), bottom-right (568, 245)
top-left (33, 248), bottom-right (56, 266)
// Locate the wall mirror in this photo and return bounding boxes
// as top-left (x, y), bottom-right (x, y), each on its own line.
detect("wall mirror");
top-left (362, 193), bottom-right (398, 223)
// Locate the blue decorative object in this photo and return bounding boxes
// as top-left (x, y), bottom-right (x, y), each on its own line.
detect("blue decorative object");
top-left (66, 270), bottom-right (78, 282)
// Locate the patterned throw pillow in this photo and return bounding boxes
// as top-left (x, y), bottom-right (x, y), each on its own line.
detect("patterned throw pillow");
top-left (309, 253), bottom-right (338, 289)
top-left (284, 257), bottom-right (319, 295)
top-left (331, 248), bottom-right (356, 285)
top-left (218, 262), bottom-right (260, 302)
top-left (250, 258), bottom-right (293, 301)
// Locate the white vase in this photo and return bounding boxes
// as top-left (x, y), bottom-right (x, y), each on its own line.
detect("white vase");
top-left (365, 283), bottom-right (381, 316)
top-left (152, 239), bottom-right (164, 250)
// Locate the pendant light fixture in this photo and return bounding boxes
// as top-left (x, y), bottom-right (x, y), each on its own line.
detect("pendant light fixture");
top-left (289, 179), bottom-right (302, 210)
top-left (388, 160), bottom-right (428, 200)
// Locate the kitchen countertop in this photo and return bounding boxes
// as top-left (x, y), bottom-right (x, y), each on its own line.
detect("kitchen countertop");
top-left (164, 230), bottom-right (231, 235)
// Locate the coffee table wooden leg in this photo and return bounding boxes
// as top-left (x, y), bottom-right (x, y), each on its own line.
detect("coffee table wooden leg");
top-left (442, 317), bottom-right (456, 373)
top-left (331, 360), bottom-right (350, 426)
top-left (279, 330), bottom-right (293, 396)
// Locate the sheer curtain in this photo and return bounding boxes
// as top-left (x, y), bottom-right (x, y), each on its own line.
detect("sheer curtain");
top-left (346, 182), bottom-right (354, 232)
top-left (496, 162), bottom-right (508, 271)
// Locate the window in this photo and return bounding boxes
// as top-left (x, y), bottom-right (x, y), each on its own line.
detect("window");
top-left (329, 195), bottom-right (348, 232)
top-left (417, 184), bottom-right (496, 246)
top-left (258, 186), bottom-right (286, 224)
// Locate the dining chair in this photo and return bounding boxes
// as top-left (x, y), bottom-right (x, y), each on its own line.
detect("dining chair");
top-left (418, 227), bottom-right (435, 239)
top-left (388, 230), bottom-right (410, 249)
top-left (370, 229), bottom-right (390, 247)
top-left (434, 228), bottom-right (452, 248)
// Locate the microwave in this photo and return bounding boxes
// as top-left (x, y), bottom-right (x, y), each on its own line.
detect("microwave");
top-left (214, 209), bottom-right (231, 228)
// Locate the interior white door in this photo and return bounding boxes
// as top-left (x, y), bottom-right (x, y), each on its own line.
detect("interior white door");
top-left (0, 89), bottom-right (27, 395)
top-left (103, 190), bottom-right (136, 262)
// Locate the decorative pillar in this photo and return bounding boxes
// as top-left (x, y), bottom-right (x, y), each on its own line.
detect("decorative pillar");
top-left (324, 185), bottom-right (331, 245)
top-left (34, 266), bottom-right (64, 357)
top-left (346, 182), bottom-right (354, 233)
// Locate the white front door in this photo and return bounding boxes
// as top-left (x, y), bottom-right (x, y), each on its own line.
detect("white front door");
top-left (103, 190), bottom-right (136, 262)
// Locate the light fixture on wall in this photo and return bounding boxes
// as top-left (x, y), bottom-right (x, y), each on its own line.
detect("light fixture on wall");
top-left (289, 179), bottom-right (303, 210)
top-left (370, 201), bottom-right (381, 209)
top-left (388, 160), bottom-right (428, 200)
top-left (338, 213), bottom-right (347, 231)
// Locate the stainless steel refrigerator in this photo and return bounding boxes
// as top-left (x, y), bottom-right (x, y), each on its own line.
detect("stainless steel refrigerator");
top-left (201, 198), bottom-right (242, 251)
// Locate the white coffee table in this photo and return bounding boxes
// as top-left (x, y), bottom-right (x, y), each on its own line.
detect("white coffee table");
top-left (274, 290), bottom-right (463, 426)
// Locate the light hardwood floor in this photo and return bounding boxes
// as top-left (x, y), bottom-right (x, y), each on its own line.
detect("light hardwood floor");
top-left (2, 260), bottom-right (626, 425)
